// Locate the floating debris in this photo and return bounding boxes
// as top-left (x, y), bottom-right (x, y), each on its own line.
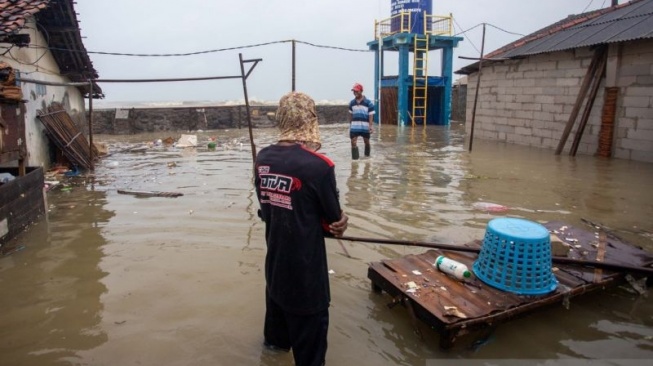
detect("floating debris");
top-left (117, 190), bottom-right (183, 198)
top-left (444, 306), bottom-right (467, 319)
top-left (405, 281), bottom-right (418, 290)
top-left (472, 202), bottom-right (509, 213)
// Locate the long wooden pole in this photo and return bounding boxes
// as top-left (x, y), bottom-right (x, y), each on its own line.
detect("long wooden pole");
top-left (339, 235), bottom-right (479, 253)
top-left (569, 50), bottom-right (607, 156)
top-left (336, 235), bottom-right (653, 275)
top-left (239, 53), bottom-right (257, 170)
top-left (555, 47), bottom-right (603, 155)
top-left (291, 39), bottom-right (296, 92)
top-left (468, 23), bottom-right (486, 152)
top-left (88, 79), bottom-right (94, 171)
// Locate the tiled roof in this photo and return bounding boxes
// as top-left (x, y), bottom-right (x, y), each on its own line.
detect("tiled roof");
top-left (0, 0), bottom-right (49, 35)
top-left (0, 0), bottom-right (102, 97)
top-left (456, 0), bottom-right (653, 74)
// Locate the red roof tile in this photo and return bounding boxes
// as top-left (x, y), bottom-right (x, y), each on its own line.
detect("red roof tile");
top-left (0, 0), bottom-right (102, 96)
top-left (0, 0), bottom-right (49, 35)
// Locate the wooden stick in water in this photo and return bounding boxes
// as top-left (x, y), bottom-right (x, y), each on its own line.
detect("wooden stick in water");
top-left (335, 235), bottom-right (653, 275)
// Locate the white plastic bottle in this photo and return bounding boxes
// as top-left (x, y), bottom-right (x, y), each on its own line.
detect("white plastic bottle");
top-left (435, 255), bottom-right (472, 280)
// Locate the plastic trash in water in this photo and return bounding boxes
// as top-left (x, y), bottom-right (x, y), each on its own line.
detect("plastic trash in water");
top-left (176, 134), bottom-right (197, 148)
top-left (435, 255), bottom-right (472, 280)
top-left (472, 201), bottom-right (509, 213)
top-left (64, 168), bottom-right (80, 177)
top-left (0, 172), bottom-right (15, 184)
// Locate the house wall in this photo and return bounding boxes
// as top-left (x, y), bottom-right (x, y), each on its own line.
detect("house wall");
top-left (612, 39), bottom-right (653, 162)
top-left (0, 18), bottom-right (87, 169)
top-left (451, 84), bottom-right (467, 122)
top-left (465, 39), bottom-right (653, 163)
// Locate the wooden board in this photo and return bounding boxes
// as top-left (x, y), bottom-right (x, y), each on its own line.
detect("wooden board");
top-left (367, 222), bottom-right (653, 348)
top-left (0, 167), bottom-right (45, 246)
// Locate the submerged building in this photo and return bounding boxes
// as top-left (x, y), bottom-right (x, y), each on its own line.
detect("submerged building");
top-left (456, 0), bottom-right (653, 162)
top-left (0, 0), bottom-right (101, 245)
top-left (368, 0), bottom-right (462, 126)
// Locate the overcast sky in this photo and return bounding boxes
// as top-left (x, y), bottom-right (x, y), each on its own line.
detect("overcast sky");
top-left (74, 0), bottom-right (612, 106)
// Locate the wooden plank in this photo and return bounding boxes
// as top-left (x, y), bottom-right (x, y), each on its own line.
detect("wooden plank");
top-left (0, 151), bottom-right (20, 164)
top-left (117, 190), bottom-right (183, 198)
top-left (594, 230), bottom-right (607, 282)
top-left (570, 50), bottom-right (608, 156)
top-left (368, 221), bottom-right (653, 349)
top-left (555, 47), bottom-right (605, 155)
top-left (0, 104), bottom-right (22, 153)
top-left (0, 168), bottom-right (45, 245)
top-left (545, 221), bottom-right (653, 278)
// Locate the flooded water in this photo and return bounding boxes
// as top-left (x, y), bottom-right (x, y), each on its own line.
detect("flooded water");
top-left (1, 122), bottom-right (652, 366)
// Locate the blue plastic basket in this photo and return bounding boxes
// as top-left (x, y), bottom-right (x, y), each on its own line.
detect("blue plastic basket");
top-left (473, 218), bottom-right (558, 295)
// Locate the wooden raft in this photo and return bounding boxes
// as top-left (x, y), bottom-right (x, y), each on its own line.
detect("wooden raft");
top-left (367, 221), bottom-right (653, 349)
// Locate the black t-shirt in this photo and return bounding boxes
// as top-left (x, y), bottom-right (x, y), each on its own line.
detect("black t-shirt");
top-left (255, 144), bottom-right (342, 314)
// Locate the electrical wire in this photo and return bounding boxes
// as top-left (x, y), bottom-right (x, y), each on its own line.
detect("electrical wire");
top-left (452, 19), bottom-right (482, 55)
top-left (452, 21), bottom-right (483, 38)
top-left (3, 23), bottom-right (50, 69)
top-left (36, 40), bottom-right (292, 57)
top-left (582, 0), bottom-right (596, 13)
top-left (486, 23), bottom-right (525, 37)
top-left (24, 38), bottom-right (372, 57)
top-left (295, 40), bottom-right (370, 53)
top-left (1, 45), bottom-right (14, 56)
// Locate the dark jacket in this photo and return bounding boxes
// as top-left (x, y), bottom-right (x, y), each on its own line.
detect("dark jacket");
top-left (255, 144), bottom-right (342, 314)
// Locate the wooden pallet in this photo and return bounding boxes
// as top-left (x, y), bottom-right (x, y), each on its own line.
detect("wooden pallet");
top-left (367, 222), bottom-right (653, 348)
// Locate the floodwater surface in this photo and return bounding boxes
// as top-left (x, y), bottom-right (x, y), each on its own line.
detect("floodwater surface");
top-left (1, 122), bottom-right (652, 366)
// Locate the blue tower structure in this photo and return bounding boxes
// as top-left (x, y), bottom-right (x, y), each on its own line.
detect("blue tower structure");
top-left (368, 1), bottom-right (463, 126)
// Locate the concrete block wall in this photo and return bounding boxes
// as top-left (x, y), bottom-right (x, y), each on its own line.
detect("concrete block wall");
top-left (464, 39), bottom-right (653, 163)
top-left (90, 105), bottom-right (349, 135)
top-left (612, 39), bottom-right (653, 163)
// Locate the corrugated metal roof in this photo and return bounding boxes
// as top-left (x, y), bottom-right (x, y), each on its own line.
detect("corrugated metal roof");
top-left (504, 0), bottom-right (653, 57)
top-left (457, 0), bottom-right (653, 74)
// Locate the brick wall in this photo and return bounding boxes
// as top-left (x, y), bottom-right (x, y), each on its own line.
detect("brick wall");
top-left (464, 39), bottom-right (653, 163)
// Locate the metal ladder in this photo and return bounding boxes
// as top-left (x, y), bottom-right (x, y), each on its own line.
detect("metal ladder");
top-left (411, 35), bottom-right (429, 126)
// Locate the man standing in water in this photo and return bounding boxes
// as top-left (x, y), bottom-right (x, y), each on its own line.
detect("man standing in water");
top-left (348, 83), bottom-right (375, 160)
top-left (255, 91), bottom-right (348, 366)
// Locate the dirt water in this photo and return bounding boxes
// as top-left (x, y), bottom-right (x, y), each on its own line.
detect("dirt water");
top-left (1, 122), bottom-right (652, 365)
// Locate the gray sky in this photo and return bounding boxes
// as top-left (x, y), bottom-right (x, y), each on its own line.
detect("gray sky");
top-left (74, 0), bottom-right (612, 106)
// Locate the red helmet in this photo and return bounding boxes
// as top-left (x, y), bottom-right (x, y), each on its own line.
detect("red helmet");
top-left (351, 83), bottom-right (363, 92)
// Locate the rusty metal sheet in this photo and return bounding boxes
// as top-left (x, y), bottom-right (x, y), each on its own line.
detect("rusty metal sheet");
top-left (544, 221), bottom-right (653, 283)
top-left (0, 104), bottom-right (23, 154)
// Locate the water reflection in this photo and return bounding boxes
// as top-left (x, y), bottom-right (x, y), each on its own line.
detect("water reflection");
top-left (0, 181), bottom-right (112, 365)
top-left (0, 124), bottom-right (651, 365)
